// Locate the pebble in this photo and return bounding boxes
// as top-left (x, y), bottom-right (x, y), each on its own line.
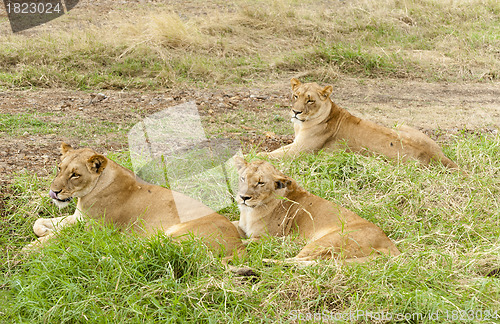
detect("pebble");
top-left (250, 94), bottom-right (268, 100)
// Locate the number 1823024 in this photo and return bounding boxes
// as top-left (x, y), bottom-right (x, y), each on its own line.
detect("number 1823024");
top-left (6, 2), bottom-right (63, 14)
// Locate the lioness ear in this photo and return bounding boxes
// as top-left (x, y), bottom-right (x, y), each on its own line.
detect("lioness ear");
top-left (318, 85), bottom-right (333, 100)
top-left (291, 78), bottom-right (301, 92)
top-left (274, 175), bottom-right (292, 190)
top-left (87, 154), bottom-right (107, 174)
top-left (61, 142), bottom-right (73, 155)
top-left (233, 156), bottom-right (247, 171)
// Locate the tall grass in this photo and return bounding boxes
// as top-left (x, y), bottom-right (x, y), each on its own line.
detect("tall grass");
top-left (0, 0), bottom-right (498, 89)
top-left (1, 133), bottom-right (499, 322)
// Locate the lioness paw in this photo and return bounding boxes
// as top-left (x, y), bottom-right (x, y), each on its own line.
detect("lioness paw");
top-left (33, 218), bottom-right (55, 237)
top-left (22, 234), bottom-right (54, 252)
top-left (22, 240), bottom-right (40, 252)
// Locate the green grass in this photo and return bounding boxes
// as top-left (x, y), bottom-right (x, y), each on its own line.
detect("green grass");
top-left (0, 113), bottom-right (58, 136)
top-left (0, 112), bottom-right (128, 143)
top-left (275, 43), bottom-right (411, 79)
top-left (1, 133), bottom-right (499, 322)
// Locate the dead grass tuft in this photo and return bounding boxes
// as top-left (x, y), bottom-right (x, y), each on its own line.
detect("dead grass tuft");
top-left (122, 12), bottom-right (204, 51)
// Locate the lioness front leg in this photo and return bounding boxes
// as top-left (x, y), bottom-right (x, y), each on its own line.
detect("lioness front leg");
top-left (259, 143), bottom-right (303, 159)
top-left (22, 232), bottom-right (57, 251)
top-left (24, 210), bottom-right (83, 252)
top-left (33, 210), bottom-right (83, 237)
top-left (231, 220), bottom-right (249, 239)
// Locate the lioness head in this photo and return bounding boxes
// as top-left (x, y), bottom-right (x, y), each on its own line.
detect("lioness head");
top-left (234, 157), bottom-right (292, 208)
top-left (49, 143), bottom-right (107, 208)
top-left (289, 78), bottom-right (333, 123)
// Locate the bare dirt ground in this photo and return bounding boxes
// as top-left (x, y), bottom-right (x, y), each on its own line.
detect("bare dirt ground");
top-left (1, 78), bottom-right (499, 187)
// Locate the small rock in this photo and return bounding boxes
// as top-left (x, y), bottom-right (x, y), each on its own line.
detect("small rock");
top-left (250, 94), bottom-right (269, 100)
top-left (95, 93), bottom-right (108, 101)
top-left (264, 131), bottom-right (276, 138)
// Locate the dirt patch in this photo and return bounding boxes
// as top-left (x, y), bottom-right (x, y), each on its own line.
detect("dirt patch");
top-left (0, 86), bottom-right (291, 183)
top-left (335, 78), bottom-right (500, 128)
top-left (0, 78), bottom-right (499, 185)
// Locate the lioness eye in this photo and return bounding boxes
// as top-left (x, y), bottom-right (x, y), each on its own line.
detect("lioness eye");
top-left (71, 173), bottom-right (80, 179)
top-left (307, 99), bottom-right (315, 104)
top-left (257, 181), bottom-right (265, 186)
top-left (240, 176), bottom-right (245, 182)
top-left (293, 94), bottom-right (298, 100)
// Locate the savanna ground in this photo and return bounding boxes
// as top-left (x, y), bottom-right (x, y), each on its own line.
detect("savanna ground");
top-left (1, 0), bottom-right (500, 322)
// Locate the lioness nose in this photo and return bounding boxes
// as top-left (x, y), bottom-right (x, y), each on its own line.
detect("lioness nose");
top-left (240, 195), bottom-right (251, 201)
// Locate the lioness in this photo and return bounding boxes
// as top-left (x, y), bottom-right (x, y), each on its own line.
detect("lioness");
top-left (262, 78), bottom-right (458, 169)
top-left (26, 143), bottom-right (243, 256)
top-left (233, 157), bottom-right (400, 263)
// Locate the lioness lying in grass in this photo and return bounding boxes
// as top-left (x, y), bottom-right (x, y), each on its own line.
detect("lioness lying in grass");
top-left (25, 143), bottom-right (243, 257)
top-left (233, 157), bottom-right (400, 264)
top-left (262, 78), bottom-right (458, 169)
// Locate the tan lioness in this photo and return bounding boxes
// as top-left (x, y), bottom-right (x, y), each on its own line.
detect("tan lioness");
top-left (262, 78), bottom-right (458, 169)
top-left (26, 143), bottom-right (243, 256)
top-left (233, 157), bottom-right (400, 263)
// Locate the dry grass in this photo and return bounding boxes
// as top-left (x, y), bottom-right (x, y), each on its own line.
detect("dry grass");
top-left (0, 0), bottom-right (498, 89)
